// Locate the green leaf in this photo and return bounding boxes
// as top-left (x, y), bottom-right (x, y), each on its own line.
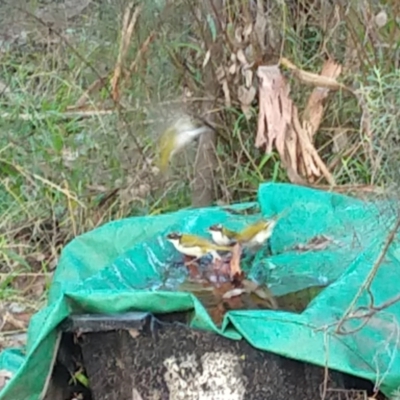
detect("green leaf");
top-left (206, 14), bottom-right (217, 42)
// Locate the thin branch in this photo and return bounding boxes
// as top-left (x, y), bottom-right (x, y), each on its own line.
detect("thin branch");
top-left (335, 213), bottom-right (400, 334)
top-left (345, 293), bottom-right (400, 323)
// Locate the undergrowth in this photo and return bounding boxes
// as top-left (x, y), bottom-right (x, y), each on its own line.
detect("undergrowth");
top-left (0, 0), bottom-right (399, 312)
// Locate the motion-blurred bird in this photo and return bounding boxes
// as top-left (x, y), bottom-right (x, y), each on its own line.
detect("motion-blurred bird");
top-left (157, 117), bottom-right (209, 173)
top-left (166, 232), bottom-right (232, 260)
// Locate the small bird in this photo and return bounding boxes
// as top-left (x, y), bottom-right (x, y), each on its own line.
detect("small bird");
top-left (166, 232), bottom-right (232, 260)
top-left (209, 210), bottom-right (289, 249)
top-left (157, 116), bottom-right (209, 173)
top-left (207, 224), bottom-right (238, 246)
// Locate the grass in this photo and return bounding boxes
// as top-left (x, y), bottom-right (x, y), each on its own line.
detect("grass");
top-left (0, 0), bottom-right (399, 356)
top-left (0, 1), bottom-right (212, 311)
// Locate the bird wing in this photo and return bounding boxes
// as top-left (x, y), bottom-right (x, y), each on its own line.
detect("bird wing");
top-left (238, 220), bottom-right (268, 241)
top-left (225, 227), bottom-right (239, 239)
top-left (180, 234), bottom-right (210, 247)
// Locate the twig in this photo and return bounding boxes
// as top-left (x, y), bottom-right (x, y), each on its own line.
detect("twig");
top-left (0, 329), bottom-right (27, 337)
top-left (0, 144), bottom-right (12, 155)
top-left (335, 213), bottom-right (400, 334)
top-left (64, 180), bottom-right (77, 237)
top-left (0, 158), bottom-right (85, 208)
top-left (321, 330), bottom-right (330, 400)
top-left (0, 273), bottom-right (50, 277)
top-left (280, 57), bottom-right (353, 93)
top-left (236, 128), bottom-right (263, 180)
top-left (72, 74), bottom-right (110, 109)
top-left (111, 3), bottom-right (142, 101)
top-left (0, 110), bottom-right (115, 120)
top-left (127, 32), bottom-right (156, 74)
top-left (311, 184), bottom-right (383, 194)
top-left (339, 292), bottom-right (400, 326)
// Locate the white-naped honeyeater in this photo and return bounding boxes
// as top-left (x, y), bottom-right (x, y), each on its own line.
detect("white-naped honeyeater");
top-left (166, 232), bottom-right (232, 260)
top-left (208, 209), bottom-right (290, 250)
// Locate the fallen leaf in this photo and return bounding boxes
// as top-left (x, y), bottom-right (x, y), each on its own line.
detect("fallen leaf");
top-left (238, 85), bottom-right (256, 120)
top-left (222, 294), bottom-right (245, 312)
top-left (222, 288), bottom-right (245, 299)
top-left (222, 79), bottom-right (232, 107)
top-left (243, 69), bottom-right (253, 88)
top-left (228, 63), bottom-right (237, 75)
top-left (243, 23), bottom-right (253, 39)
top-left (202, 50), bottom-right (211, 68)
top-left (235, 27), bottom-right (243, 44)
top-left (236, 49), bottom-right (248, 67)
top-left (293, 235), bottom-right (334, 252)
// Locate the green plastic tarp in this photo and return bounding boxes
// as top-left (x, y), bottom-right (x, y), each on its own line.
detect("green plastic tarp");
top-left (1, 182), bottom-right (400, 399)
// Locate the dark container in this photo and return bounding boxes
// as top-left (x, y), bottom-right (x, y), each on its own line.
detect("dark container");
top-left (44, 311), bottom-right (383, 400)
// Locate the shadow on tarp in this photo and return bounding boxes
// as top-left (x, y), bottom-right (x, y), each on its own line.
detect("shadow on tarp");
top-left (0, 183), bottom-right (399, 400)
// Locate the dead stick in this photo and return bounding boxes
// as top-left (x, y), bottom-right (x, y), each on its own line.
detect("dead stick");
top-left (335, 214), bottom-right (400, 333)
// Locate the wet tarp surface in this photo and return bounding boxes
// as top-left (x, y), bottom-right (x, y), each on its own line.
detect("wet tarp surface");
top-left (0, 183), bottom-right (399, 399)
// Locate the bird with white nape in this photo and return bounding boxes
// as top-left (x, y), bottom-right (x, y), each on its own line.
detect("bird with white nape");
top-left (166, 232), bottom-right (232, 261)
top-left (208, 209), bottom-right (290, 250)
